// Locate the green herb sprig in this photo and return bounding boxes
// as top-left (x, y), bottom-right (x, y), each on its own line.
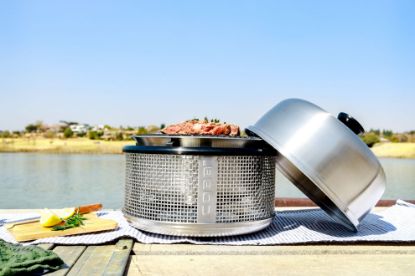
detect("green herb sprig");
top-left (52, 212), bottom-right (87, 231)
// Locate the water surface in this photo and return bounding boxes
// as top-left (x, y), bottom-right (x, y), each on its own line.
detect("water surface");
top-left (0, 153), bottom-right (414, 209)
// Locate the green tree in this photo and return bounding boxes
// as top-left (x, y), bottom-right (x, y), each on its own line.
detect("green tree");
top-left (382, 130), bottom-right (393, 138)
top-left (64, 127), bottom-right (74, 138)
top-left (13, 131), bottom-right (22, 137)
top-left (25, 124), bottom-right (38, 133)
top-left (0, 130), bottom-right (11, 138)
top-left (25, 121), bottom-right (44, 133)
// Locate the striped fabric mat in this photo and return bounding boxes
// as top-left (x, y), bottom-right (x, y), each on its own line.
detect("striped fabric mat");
top-left (1, 200), bottom-right (414, 245)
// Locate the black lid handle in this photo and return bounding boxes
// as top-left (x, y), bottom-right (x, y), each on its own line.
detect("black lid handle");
top-left (337, 112), bottom-right (365, 135)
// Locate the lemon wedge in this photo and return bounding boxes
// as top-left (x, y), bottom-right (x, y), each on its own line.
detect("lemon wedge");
top-left (54, 208), bottom-right (76, 220)
top-left (40, 209), bottom-right (62, 227)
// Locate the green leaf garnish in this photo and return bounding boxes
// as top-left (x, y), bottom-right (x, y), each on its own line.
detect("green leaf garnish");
top-left (52, 211), bottom-right (87, 231)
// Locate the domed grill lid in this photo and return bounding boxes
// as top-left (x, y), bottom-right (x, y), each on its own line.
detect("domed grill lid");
top-left (247, 98), bottom-right (386, 231)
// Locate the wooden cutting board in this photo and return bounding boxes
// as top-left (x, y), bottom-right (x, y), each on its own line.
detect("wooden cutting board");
top-left (6, 212), bottom-right (118, 242)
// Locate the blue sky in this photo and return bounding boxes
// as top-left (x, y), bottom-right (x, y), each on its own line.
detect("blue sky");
top-left (1, 1), bottom-right (414, 132)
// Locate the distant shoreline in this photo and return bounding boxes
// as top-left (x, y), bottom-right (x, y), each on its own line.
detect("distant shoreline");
top-left (0, 138), bottom-right (132, 154)
top-left (371, 142), bottom-right (415, 159)
top-left (1, 138), bottom-right (415, 158)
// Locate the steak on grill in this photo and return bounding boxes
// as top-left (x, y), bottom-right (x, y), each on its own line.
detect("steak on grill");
top-left (161, 120), bottom-right (240, 136)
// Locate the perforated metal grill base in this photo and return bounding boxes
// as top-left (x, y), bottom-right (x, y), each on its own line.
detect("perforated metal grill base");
top-left (123, 153), bottom-right (275, 236)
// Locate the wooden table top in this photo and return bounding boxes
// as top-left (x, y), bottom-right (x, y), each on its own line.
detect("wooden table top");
top-left (33, 240), bottom-right (415, 276)
top-left (2, 208), bottom-right (414, 276)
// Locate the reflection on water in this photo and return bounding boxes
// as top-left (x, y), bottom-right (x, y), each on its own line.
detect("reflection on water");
top-left (0, 153), bottom-right (414, 208)
top-left (0, 153), bottom-right (124, 209)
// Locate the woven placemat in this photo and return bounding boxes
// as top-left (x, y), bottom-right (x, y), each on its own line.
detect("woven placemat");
top-left (1, 200), bottom-right (414, 245)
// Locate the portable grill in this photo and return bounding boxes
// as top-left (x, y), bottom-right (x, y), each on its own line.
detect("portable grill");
top-left (123, 99), bottom-right (386, 236)
top-left (123, 135), bottom-right (276, 237)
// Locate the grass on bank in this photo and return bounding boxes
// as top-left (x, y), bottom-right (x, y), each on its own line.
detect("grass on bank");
top-left (0, 138), bottom-right (133, 154)
top-left (371, 142), bottom-right (415, 159)
top-left (1, 138), bottom-right (415, 158)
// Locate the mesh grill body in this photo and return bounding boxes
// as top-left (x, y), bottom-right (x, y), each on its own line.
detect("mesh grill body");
top-left (124, 153), bottom-right (275, 226)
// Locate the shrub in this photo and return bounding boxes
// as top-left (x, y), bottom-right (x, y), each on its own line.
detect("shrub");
top-left (361, 132), bottom-right (380, 147)
top-left (115, 132), bottom-right (124, 141)
top-left (63, 127), bottom-right (74, 138)
top-left (88, 131), bottom-right (99, 140)
top-left (389, 135), bottom-right (399, 143)
top-left (389, 134), bottom-right (409, 143)
top-left (43, 131), bottom-right (56, 139)
top-left (136, 127), bottom-right (147, 135)
top-left (88, 131), bottom-right (104, 140)
top-left (399, 135), bottom-right (409, 143)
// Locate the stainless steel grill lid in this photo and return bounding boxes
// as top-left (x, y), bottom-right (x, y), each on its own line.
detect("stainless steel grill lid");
top-left (247, 98), bottom-right (386, 231)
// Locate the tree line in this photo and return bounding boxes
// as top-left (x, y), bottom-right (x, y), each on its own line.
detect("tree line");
top-left (0, 121), bottom-right (165, 141)
top-left (1, 121), bottom-right (414, 147)
top-left (360, 129), bottom-right (415, 147)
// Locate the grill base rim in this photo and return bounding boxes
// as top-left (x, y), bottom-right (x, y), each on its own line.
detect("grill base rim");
top-left (124, 213), bottom-right (273, 237)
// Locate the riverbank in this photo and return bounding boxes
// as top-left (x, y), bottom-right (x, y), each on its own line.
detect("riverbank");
top-left (1, 138), bottom-right (415, 158)
top-left (0, 138), bottom-right (132, 154)
top-left (371, 142), bottom-right (415, 158)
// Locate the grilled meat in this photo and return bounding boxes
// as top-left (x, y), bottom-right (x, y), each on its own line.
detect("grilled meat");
top-left (161, 120), bottom-right (240, 136)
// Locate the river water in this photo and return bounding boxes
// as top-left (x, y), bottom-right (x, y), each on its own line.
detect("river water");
top-left (0, 153), bottom-right (414, 209)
